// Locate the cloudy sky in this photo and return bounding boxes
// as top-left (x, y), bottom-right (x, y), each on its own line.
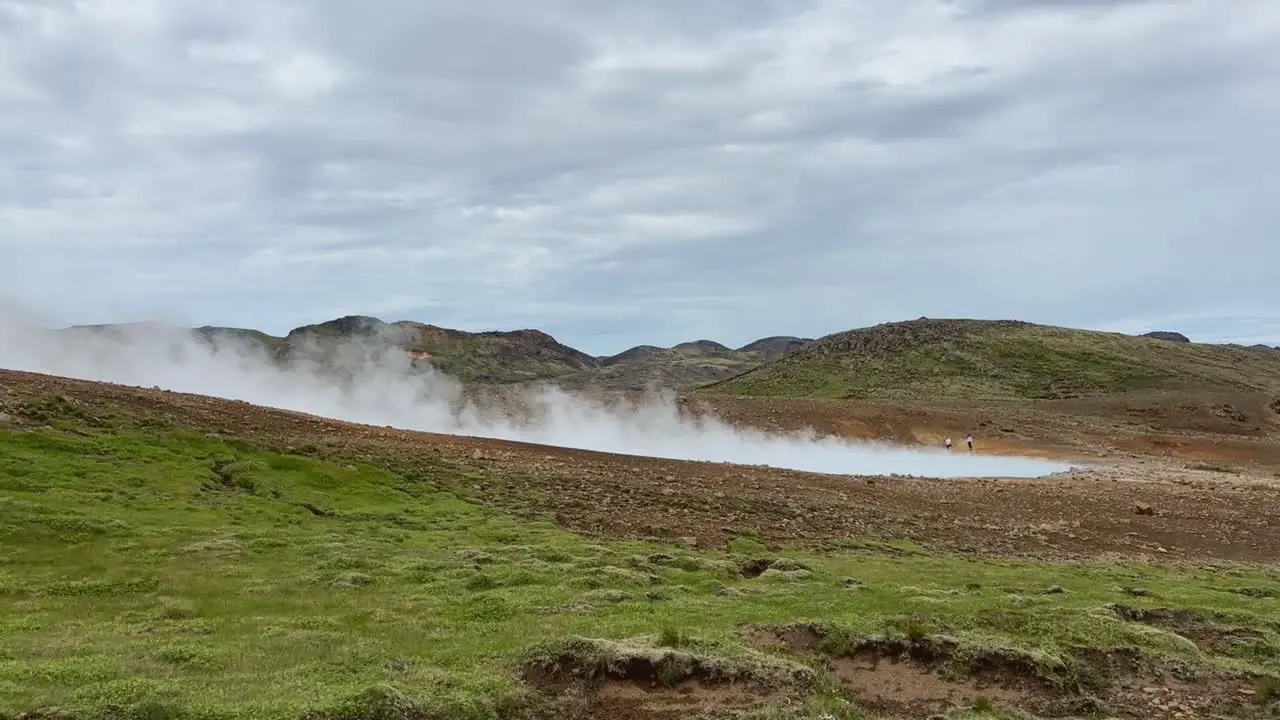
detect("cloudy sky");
top-left (2, 0), bottom-right (1277, 354)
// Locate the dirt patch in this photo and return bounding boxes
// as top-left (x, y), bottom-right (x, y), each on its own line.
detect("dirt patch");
top-left (1111, 605), bottom-right (1267, 654)
top-left (520, 637), bottom-right (809, 720)
top-left (831, 650), bottom-right (1039, 717)
top-left (1101, 668), bottom-right (1267, 719)
top-left (1062, 646), bottom-right (1272, 719)
top-left (750, 625), bottom-right (1275, 719)
top-left (749, 625), bottom-right (1060, 717)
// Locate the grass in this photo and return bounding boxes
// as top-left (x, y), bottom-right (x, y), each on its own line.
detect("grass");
top-left (2, 425), bottom-right (1279, 719)
top-left (700, 320), bottom-right (1280, 400)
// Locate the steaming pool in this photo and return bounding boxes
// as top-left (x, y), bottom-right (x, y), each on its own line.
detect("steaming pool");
top-left (470, 424), bottom-right (1075, 479)
top-left (1, 324), bottom-right (1073, 480)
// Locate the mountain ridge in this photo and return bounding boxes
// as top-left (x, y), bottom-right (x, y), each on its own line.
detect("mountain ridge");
top-left (31, 315), bottom-right (1280, 396)
top-left (41, 315), bottom-right (814, 388)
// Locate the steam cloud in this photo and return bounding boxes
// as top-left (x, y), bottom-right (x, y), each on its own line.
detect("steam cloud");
top-left (0, 315), bottom-right (1071, 478)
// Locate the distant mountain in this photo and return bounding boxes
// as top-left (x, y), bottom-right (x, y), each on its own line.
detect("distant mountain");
top-left (700, 318), bottom-right (1280, 401)
top-left (736, 336), bottom-right (813, 362)
top-left (563, 336), bottom-right (813, 392)
top-left (48, 316), bottom-right (811, 389)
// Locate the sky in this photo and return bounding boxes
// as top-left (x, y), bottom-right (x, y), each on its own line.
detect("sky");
top-left (2, 0), bottom-right (1278, 356)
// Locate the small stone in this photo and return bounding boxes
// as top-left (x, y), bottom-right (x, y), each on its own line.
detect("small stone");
top-left (840, 577), bottom-right (864, 588)
top-left (678, 536), bottom-right (698, 547)
top-left (1125, 587), bottom-right (1153, 597)
top-left (1041, 585), bottom-right (1066, 595)
top-left (1134, 502), bottom-right (1156, 516)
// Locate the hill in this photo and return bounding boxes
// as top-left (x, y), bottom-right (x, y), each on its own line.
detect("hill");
top-left (44, 316), bottom-right (813, 389)
top-left (700, 318), bottom-right (1280, 401)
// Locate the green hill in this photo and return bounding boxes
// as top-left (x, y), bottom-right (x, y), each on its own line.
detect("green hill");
top-left (699, 318), bottom-right (1280, 400)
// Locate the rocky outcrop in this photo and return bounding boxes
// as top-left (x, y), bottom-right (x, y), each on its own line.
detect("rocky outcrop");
top-left (1141, 331), bottom-right (1191, 343)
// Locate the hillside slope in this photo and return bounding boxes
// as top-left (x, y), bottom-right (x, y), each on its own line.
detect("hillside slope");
top-left (700, 318), bottom-right (1280, 400)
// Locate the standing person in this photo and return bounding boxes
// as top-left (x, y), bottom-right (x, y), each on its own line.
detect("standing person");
top-left (965, 432), bottom-right (974, 451)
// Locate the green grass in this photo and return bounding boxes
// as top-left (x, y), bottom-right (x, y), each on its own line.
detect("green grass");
top-left (700, 320), bottom-right (1280, 400)
top-left (2, 426), bottom-right (1279, 719)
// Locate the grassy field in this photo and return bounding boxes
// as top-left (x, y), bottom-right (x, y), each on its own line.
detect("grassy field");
top-left (700, 321), bottom-right (1280, 400)
top-left (3, 421), bottom-right (1279, 719)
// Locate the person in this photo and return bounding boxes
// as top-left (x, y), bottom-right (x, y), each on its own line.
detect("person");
top-left (945, 437), bottom-right (952, 450)
top-left (965, 433), bottom-right (974, 451)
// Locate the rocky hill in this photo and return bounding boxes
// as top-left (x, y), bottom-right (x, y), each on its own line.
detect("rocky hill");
top-left (45, 316), bottom-right (812, 388)
top-left (700, 318), bottom-right (1280, 401)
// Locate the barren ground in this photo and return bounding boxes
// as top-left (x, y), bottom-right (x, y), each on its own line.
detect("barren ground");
top-left (5, 369), bottom-right (1278, 563)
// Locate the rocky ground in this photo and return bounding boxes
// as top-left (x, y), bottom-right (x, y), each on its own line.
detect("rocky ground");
top-left (4, 368), bottom-right (1278, 564)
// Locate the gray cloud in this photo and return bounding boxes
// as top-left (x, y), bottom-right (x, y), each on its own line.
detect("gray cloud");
top-left (2, 0), bottom-right (1278, 355)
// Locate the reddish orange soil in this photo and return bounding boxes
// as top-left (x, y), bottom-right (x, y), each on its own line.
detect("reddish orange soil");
top-left (4, 368), bottom-right (1279, 562)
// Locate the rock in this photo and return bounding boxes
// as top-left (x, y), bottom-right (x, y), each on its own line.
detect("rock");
top-left (677, 536), bottom-right (698, 547)
top-left (1212, 403), bottom-right (1248, 422)
top-left (0, 411), bottom-right (12, 425)
top-left (1134, 502), bottom-right (1156, 516)
top-left (1041, 585), bottom-right (1066, 594)
top-left (1124, 587), bottom-right (1152, 597)
top-left (840, 577), bottom-right (864, 588)
top-left (1141, 331), bottom-right (1190, 343)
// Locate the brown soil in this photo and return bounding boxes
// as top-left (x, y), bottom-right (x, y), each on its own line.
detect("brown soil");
top-left (519, 651), bottom-right (785, 720)
top-left (4, 369), bottom-right (1280, 562)
top-left (751, 627), bottom-right (1056, 718)
top-left (831, 652), bottom-right (1035, 717)
top-left (751, 626), bottom-right (1272, 719)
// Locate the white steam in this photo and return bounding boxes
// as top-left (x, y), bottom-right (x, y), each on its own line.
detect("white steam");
top-left (0, 317), bottom-right (1070, 478)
